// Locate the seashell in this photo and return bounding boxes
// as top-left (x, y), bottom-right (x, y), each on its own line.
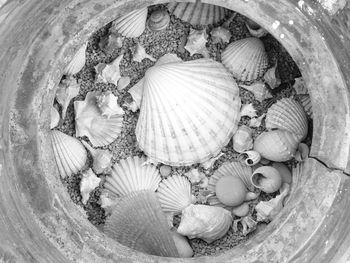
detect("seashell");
top-left (251, 166), bottom-right (282, 193)
top-left (95, 54), bottom-right (123, 86)
top-left (96, 91), bottom-right (124, 119)
top-left (295, 143), bottom-right (309, 162)
top-left (185, 28), bottom-right (209, 58)
top-left (147, 9), bottom-right (170, 31)
top-left (293, 77), bottom-right (308, 95)
top-left (50, 130), bottom-right (87, 178)
top-left (232, 125), bottom-right (253, 153)
top-left (167, 2), bottom-right (228, 26)
top-left (240, 81), bottom-right (272, 102)
top-left (104, 190), bottom-right (179, 257)
top-left (215, 176), bottom-right (247, 207)
top-left (177, 204), bottom-right (232, 243)
top-left (50, 105), bottom-right (60, 129)
top-left (245, 191), bottom-right (260, 201)
top-left (232, 215), bottom-right (257, 236)
top-left (116, 76), bottom-right (131, 92)
top-left (111, 8), bottom-right (148, 38)
top-left (64, 42), bottom-right (87, 75)
top-left (159, 165), bottom-right (172, 178)
top-left (185, 169), bottom-right (206, 185)
top-left (136, 58), bottom-right (241, 166)
top-left (133, 43), bottom-right (156, 63)
top-left (265, 98), bottom-right (308, 140)
top-left (170, 228), bottom-right (193, 258)
top-left (222, 37), bottom-right (268, 82)
top-left (297, 94), bottom-right (313, 119)
top-left (99, 189), bottom-right (120, 215)
top-left (74, 91), bottom-right (124, 147)
top-left (99, 33), bottom-right (123, 53)
top-left (201, 152), bottom-right (224, 170)
top-left (249, 114), bottom-right (266, 128)
top-left (263, 62), bottom-right (281, 89)
top-left (271, 162), bottom-right (292, 184)
top-left (211, 26), bottom-right (232, 45)
top-left (55, 76), bottom-right (80, 120)
top-left (157, 175), bottom-right (193, 214)
top-left (81, 140), bottom-right (113, 174)
top-left (240, 103), bottom-right (257, 118)
top-left (254, 130), bottom-right (300, 162)
top-left (232, 202), bottom-right (250, 217)
top-left (80, 168), bottom-right (101, 205)
top-left (245, 19), bottom-right (268, 38)
top-left (238, 150), bottom-right (261, 166)
top-left (104, 156), bottom-right (161, 197)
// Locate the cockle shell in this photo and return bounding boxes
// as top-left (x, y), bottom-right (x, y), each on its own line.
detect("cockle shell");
top-left (171, 229), bottom-right (193, 258)
top-left (245, 19), bottom-right (268, 38)
top-left (222, 37), bottom-right (268, 82)
top-left (111, 8), bottom-right (148, 38)
top-left (81, 140), bottom-right (113, 174)
top-left (265, 98), bottom-right (308, 140)
top-left (240, 103), bottom-right (257, 118)
top-left (157, 175), bottom-right (193, 214)
top-left (167, 2), bottom-right (228, 26)
top-left (210, 26), bottom-right (232, 45)
top-left (147, 9), bottom-right (170, 31)
top-left (251, 166), bottom-right (282, 193)
top-left (95, 54), bottom-right (123, 86)
top-left (104, 190), bottom-right (179, 257)
top-left (74, 91), bottom-right (124, 147)
top-left (80, 168), bottom-right (101, 205)
top-left (133, 43), bottom-right (156, 63)
top-left (104, 156), bottom-right (161, 197)
top-left (50, 130), bottom-right (87, 178)
top-left (50, 105), bottom-right (60, 129)
top-left (263, 62), bottom-right (281, 89)
top-left (238, 150), bottom-right (261, 166)
top-left (96, 91), bottom-right (124, 119)
top-left (64, 42), bottom-right (87, 75)
top-left (185, 28), bottom-right (209, 58)
top-left (177, 204), bottom-right (232, 243)
top-left (232, 215), bottom-right (257, 236)
top-left (136, 58), bottom-right (241, 166)
top-left (297, 94), bottom-right (313, 119)
top-left (240, 81), bottom-right (272, 102)
top-left (232, 125), bottom-right (253, 153)
top-left (254, 130), bottom-right (300, 162)
top-left (55, 76), bottom-right (80, 120)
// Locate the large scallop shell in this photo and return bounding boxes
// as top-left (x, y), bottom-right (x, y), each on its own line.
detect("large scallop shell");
top-left (64, 42), bottom-right (87, 75)
top-left (136, 58), bottom-right (241, 166)
top-left (74, 91), bottom-right (124, 147)
top-left (50, 130), bottom-right (87, 178)
top-left (265, 98), bottom-right (308, 140)
top-left (157, 175), bottom-right (193, 214)
top-left (104, 156), bottom-right (161, 197)
top-left (221, 37), bottom-right (268, 82)
top-left (111, 8), bottom-right (148, 38)
top-left (167, 2), bottom-right (228, 26)
top-left (104, 190), bottom-right (179, 257)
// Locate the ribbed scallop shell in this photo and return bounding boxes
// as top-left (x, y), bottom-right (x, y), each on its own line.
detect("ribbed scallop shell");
top-left (104, 190), bottom-right (179, 257)
top-left (74, 91), bottom-right (124, 147)
top-left (50, 130), bottom-right (87, 178)
top-left (232, 125), bottom-right (253, 153)
top-left (136, 58), bottom-right (241, 166)
top-left (265, 98), bottom-right (308, 140)
top-left (50, 106), bottom-right (60, 129)
top-left (157, 175), bottom-right (192, 214)
top-left (222, 37), bottom-right (268, 82)
top-left (297, 94), bottom-right (313, 119)
top-left (104, 156), bottom-right (161, 197)
top-left (167, 2), bottom-right (228, 26)
top-left (111, 8), bottom-right (148, 38)
top-left (64, 42), bottom-right (87, 75)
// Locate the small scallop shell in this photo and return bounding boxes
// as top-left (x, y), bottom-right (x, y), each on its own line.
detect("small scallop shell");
top-left (64, 42), bottom-right (87, 75)
top-left (55, 76), bottom-right (80, 120)
top-left (81, 140), bottom-right (113, 174)
top-left (265, 98), bottom-right (308, 140)
top-left (211, 26), bottom-right (232, 44)
top-left (167, 2), bottom-right (229, 26)
top-left (80, 168), bottom-right (101, 205)
top-left (74, 91), bottom-right (124, 147)
top-left (50, 106), bottom-right (60, 129)
top-left (96, 91), bottom-right (124, 119)
top-left (185, 28), bottom-right (209, 57)
top-left (222, 37), bottom-right (268, 82)
top-left (238, 150), bottom-right (261, 166)
top-left (147, 9), bottom-right (170, 31)
top-left (104, 156), bottom-right (161, 197)
top-left (254, 130), bottom-right (300, 162)
top-left (157, 175), bottom-right (193, 214)
top-left (95, 54), bottom-right (123, 86)
top-left (263, 62), bottom-right (281, 89)
top-left (239, 81), bottom-right (271, 102)
top-left (232, 125), bottom-right (253, 153)
top-left (50, 130), bottom-right (87, 178)
top-left (251, 166), bottom-right (282, 193)
top-left (104, 190), bottom-right (179, 257)
top-left (111, 8), bottom-right (148, 38)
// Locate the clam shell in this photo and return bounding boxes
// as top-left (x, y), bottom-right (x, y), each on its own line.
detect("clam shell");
top-left (136, 58), bottom-right (241, 166)
top-left (104, 190), bottom-right (179, 257)
top-left (177, 204), bottom-right (232, 243)
top-left (74, 91), bottom-right (124, 147)
top-left (251, 166), bottom-right (282, 193)
top-left (104, 156), bottom-right (161, 197)
top-left (50, 130), bottom-right (87, 178)
top-left (232, 125), bottom-right (253, 153)
top-left (254, 130), bottom-right (300, 162)
top-left (111, 8), bottom-right (148, 38)
top-left (64, 42), bottom-right (87, 75)
top-left (265, 98), bottom-right (308, 140)
top-left (55, 76), bottom-right (80, 120)
top-left (167, 2), bottom-right (228, 26)
top-left (215, 176), bottom-right (247, 207)
top-left (157, 175), bottom-right (193, 214)
top-left (222, 37), bottom-right (268, 82)
top-left (80, 168), bottom-right (101, 205)
top-left (147, 9), bottom-right (170, 31)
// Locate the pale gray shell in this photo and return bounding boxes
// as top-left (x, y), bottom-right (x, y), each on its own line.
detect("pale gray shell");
top-left (50, 106), bottom-right (60, 129)
top-left (81, 140), bottom-right (113, 174)
top-left (211, 26), bottom-right (232, 44)
top-left (232, 125), bottom-right (253, 153)
top-left (238, 150), bottom-right (261, 166)
top-left (55, 77), bottom-right (80, 120)
top-left (239, 81), bottom-right (271, 102)
top-left (80, 168), bottom-right (101, 205)
top-left (251, 166), bottom-right (282, 193)
top-left (111, 8), bottom-right (148, 38)
top-left (147, 9), bottom-right (170, 31)
top-left (64, 42), bottom-right (87, 75)
top-left (297, 94), bottom-right (313, 119)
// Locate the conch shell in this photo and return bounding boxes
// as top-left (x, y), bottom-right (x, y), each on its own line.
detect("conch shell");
top-left (185, 28), bottom-right (209, 58)
top-left (95, 54), bottom-right (123, 86)
top-left (96, 91), bottom-right (124, 119)
top-left (55, 76), bottom-right (80, 120)
top-left (251, 166), bottom-right (282, 193)
top-left (238, 150), bottom-right (261, 166)
top-left (80, 168), bottom-right (101, 205)
top-left (239, 81), bottom-right (272, 102)
top-left (210, 26), bottom-right (232, 45)
top-left (81, 140), bottom-right (113, 174)
top-left (133, 43), bottom-right (156, 63)
top-left (263, 62), bottom-right (281, 89)
top-left (232, 125), bottom-right (253, 153)
top-left (147, 9), bottom-right (170, 31)
top-left (64, 42), bottom-right (87, 75)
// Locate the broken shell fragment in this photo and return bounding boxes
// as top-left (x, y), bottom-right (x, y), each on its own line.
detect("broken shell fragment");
top-left (81, 140), bottom-right (113, 174)
top-left (185, 169), bottom-right (206, 185)
top-left (50, 105), bottom-right (60, 129)
top-left (263, 62), bottom-right (281, 89)
top-left (55, 76), bottom-right (80, 120)
top-left (249, 114), bottom-right (266, 128)
top-left (232, 215), bottom-right (257, 236)
top-left (171, 229), bottom-right (194, 258)
top-left (238, 150), bottom-right (261, 166)
top-left (232, 202), bottom-right (250, 217)
top-left (211, 26), bottom-right (232, 44)
top-left (201, 153), bottom-right (224, 170)
top-left (147, 9), bottom-right (170, 31)
top-left (251, 166), bottom-right (282, 193)
top-left (240, 82), bottom-right (271, 102)
top-left (240, 103), bottom-right (257, 118)
top-left (133, 43), bottom-right (156, 63)
top-left (64, 42), bottom-right (87, 75)
top-left (99, 33), bottom-right (123, 53)
top-left (232, 125), bottom-right (253, 153)
top-left (80, 168), bottom-right (101, 205)
top-left (117, 76), bottom-right (131, 92)
top-left (185, 28), bottom-right (209, 58)
top-left (293, 77), bottom-right (308, 95)
top-left (215, 176), bottom-right (247, 207)
top-left (111, 8), bottom-right (148, 38)
top-left (245, 19), bottom-right (268, 38)
top-left (295, 143), bottom-right (309, 162)
top-left (95, 54), bottom-right (123, 86)
top-left (96, 91), bottom-right (124, 119)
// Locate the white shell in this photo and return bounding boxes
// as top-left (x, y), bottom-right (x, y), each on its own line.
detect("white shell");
top-left (133, 43), bottom-right (156, 63)
top-left (293, 77), bottom-right (308, 95)
top-left (295, 143), bottom-right (309, 162)
top-left (238, 150), bottom-right (261, 166)
top-left (117, 76), bottom-right (131, 92)
top-left (50, 130), bottom-right (87, 178)
top-left (81, 140), bottom-right (113, 174)
top-left (64, 42), bottom-right (87, 75)
top-left (232, 215), bottom-right (257, 236)
top-left (99, 189), bottom-right (120, 214)
top-left (136, 58), bottom-right (241, 166)
top-left (185, 28), bottom-right (209, 57)
top-left (201, 152), bottom-right (224, 170)
top-left (104, 156), bottom-right (161, 197)
top-left (232, 125), bottom-right (253, 153)
top-left (211, 26), bottom-right (231, 44)
top-left (240, 81), bottom-right (272, 102)
top-left (177, 204), bottom-right (232, 243)
top-left (263, 62), bottom-right (281, 89)
top-left (222, 37), bottom-right (268, 82)
top-left (95, 54), bottom-right (123, 86)
top-left (249, 114), bottom-right (266, 128)
top-left (74, 91), bottom-right (124, 147)
top-left (245, 20), bottom-right (268, 38)
top-left (55, 76), bottom-right (80, 120)
top-left (171, 229), bottom-right (194, 258)
top-left (157, 175), bottom-right (193, 214)
top-left (111, 8), bottom-right (148, 38)
top-left (80, 168), bottom-right (101, 205)
top-left (167, 2), bottom-right (228, 26)
top-left (50, 106), bottom-right (60, 129)
top-left (240, 103), bottom-right (257, 118)
top-left (232, 202), bottom-right (250, 217)
top-left (297, 94), bottom-right (313, 119)
top-left (96, 91), bottom-right (124, 119)
top-left (251, 166), bottom-right (282, 193)
top-left (185, 169), bottom-right (206, 185)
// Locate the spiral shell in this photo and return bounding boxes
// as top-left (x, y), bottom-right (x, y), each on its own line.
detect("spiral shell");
top-left (251, 166), bottom-right (282, 193)
top-left (232, 125), bottom-right (253, 153)
top-left (147, 9), bottom-right (170, 31)
top-left (111, 8), bottom-right (148, 38)
top-left (222, 37), bottom-right (268, 82)
top-left (64, 42), bottom-right (87, 75)
top-left (238, 150), bottom-right (261, 166)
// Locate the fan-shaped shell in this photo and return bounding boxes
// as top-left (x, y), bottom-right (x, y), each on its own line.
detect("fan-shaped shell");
top-left (254, 130), bottom-right (300, 162)
top-left (297, 94), bottom-right (313, 119)
top-left (265, 98), bottom-right (308, 140)
top-left (104, 156), bottom-right (161, 197)
top-left (104, 190), bottom-right (179, 257)
top-left (50, 106), bottom-right (60, 129)
top-left (136, 58), bottom-right (241, 166)
top-left (50, 130), bottom-right (87, 178)
top-left (147, 9), bottom-right (170, 31)
top-left (111, 8), bottom-right (148, 38)
top-left (64, 42), bottom-right (87, 75)
top-left (167, 2), bottom-right (228, 26)
top-left (222, 37), bottom-right (268, 82)
top-left (232, 125), bottom-right (253, 153)
top-left (74, 91), bottom-right (124, 147)
top-left (157, 175), bottom-right (193, 214)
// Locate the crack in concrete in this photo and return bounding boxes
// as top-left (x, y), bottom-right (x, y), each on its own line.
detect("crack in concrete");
top-left (309, 155), bottom-right (350, 176)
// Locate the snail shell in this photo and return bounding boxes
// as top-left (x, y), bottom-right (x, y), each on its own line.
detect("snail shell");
top-left (111, 8), bottom-right (148, 38)
top-left (238, 150), bottom-right (261, 166)
top-left (251, 166), bottom-right (282, 193)
top-left (271, 162), bottom-right (292, 184)
top-left (147, 9), bottom-right (170, 31)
